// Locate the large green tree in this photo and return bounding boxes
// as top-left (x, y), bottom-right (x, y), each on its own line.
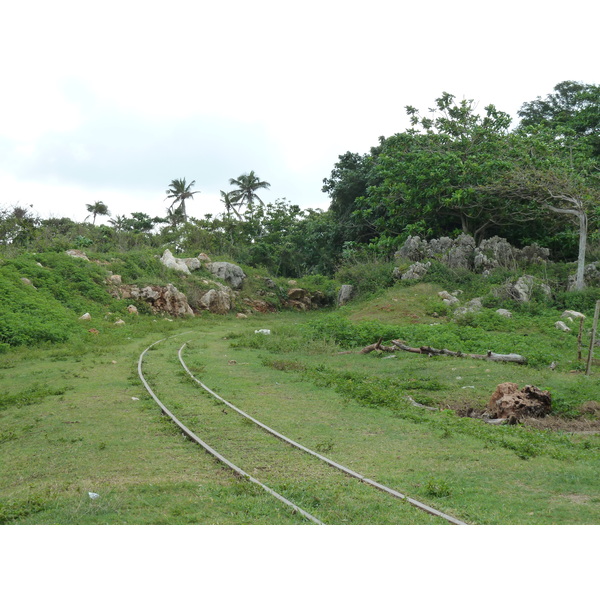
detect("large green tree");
top-left (354, 93), bottom-right (535, 247)
top-left (322, 151), bottom-right (379, 245)
top-left (478, 126), bottom-right (599, 289)
top-left (518, 80), bottom-right (600, 160)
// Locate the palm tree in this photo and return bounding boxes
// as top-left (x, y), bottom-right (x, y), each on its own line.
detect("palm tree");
top-left (85, 201), bottom-right (110, 225)
top-left (220, 190), bottom-right (243, 220)
top-left (108, 214), bottom-right (127, 232)
top-left (228, 171), bottom-right (270, 218)
top-left (164, 178), bottom-right (200, 223)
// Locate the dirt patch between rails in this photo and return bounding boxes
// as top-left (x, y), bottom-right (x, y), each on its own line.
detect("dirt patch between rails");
top-left (450, 400), bottom-right (600, 434)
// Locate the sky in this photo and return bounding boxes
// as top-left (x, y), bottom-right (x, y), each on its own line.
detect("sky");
top-left (1, 0), bottom-right (598, 224)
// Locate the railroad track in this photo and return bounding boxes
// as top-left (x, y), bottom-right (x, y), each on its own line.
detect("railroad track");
top-left (138, 334), bottom-right (467, 525)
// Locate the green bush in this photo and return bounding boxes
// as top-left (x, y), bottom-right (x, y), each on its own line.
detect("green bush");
top-left (335, 260), bottom-right (395, 298)
top-left (552, 288), bottom-right (600, 314)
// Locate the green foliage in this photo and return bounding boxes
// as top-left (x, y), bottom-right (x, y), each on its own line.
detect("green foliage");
top-left (334, 253), bottom-right (395, 298)
top-left (518, 80), bottom-right (600, 160)
top-left (0, 252), bottom-right (124, 348)
top-left (423, 478), bottom-right (452, 498)
top-left (552, 288), bottom-right (600, 313)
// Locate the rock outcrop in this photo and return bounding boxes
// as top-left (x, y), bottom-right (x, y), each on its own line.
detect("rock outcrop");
top-left (160, 249), bottom-right (202, 275)
top-left (337, 284), bottom-right (354, 306)
top-left (454, 297), bottom-right (483, 318)
top-left (285, 288), bottom-right (328, 311)
top-left (396, 261), bottom-right (431, 281)
top-left (493, 275), bottom-right (552, 304)
top-left (199, 288), bottom-right (231, 315)
top-left (66, 249), bottom-right (90, 261)
top-left (205, 261), bottom-right (246, 289)
top-left (112, 284), bottom-right (194, 317)
top-left (243, 299), bottom-right (277, 313)
top-left (395, 235), bottom-right (549, 275)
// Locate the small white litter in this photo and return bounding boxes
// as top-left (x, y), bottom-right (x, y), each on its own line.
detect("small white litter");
top-left (255, 329), bottom-right (271, 335)
top-left (461, 386), bottom-right (475, 389)
top-left (88, 492), bottom-right (100, 500)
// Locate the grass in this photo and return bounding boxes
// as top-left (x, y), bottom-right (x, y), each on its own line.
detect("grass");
top-left (1, 280), bottom-right (599, 524)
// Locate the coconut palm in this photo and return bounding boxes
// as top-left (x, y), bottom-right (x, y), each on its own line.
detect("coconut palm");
top-left (220, 190), bottom-right (243, 220)
top-left (85, 201), bottom-right (110, 225)
top-left (108, 214), bottom-right (127, 232)
top-left (164, 178), bottom-right (200, 223)
top-left (228, 171), bottom-right (270, 218)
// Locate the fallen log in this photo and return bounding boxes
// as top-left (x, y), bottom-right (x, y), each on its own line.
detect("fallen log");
top-left (390, 340), bottom-right (527, 364)
top-left (359, 337), bottom-right (395, 354)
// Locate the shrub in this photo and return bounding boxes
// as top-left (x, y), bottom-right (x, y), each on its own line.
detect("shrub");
top-left (335, 260), bottom-right (395, 298)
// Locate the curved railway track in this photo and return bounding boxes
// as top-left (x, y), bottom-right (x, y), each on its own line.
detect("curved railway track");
top-left (139, 337), bottom-right (323, 524)
top-left (139, 334), bottom-right (467, 525)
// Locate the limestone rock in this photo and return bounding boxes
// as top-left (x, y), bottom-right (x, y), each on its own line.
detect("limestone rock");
top-left (401, 261), bottom-right (431, 281)
top-left (337, 284), bottom-right (354, 306)
top-left (160, 249), bottom-right (191, 275)
top-left (446, 234), bottom-right (476, 270)
top-left (206, 261), bottom-right (246, 289)
top-left (395, 235), bottom-right (550, 276)
top-left (127, 305), bottom-right (138, 314)
top-left (454, 298), bottom-right (483, 318)
top-left (79, 313), bottom-right (92, 321)
top-left (199, 289), bottom-right (231, 315)
top-left (114, 319), bottom-right (126, 326)
top-left (487, 383), bottom-right (552, 420)
top-left (236, 313), bottom-right (248, 319)
top-left (182, 257), bottom-right (201, 271)
top-left (107, 274), bottom-right (122, 285)
top-left (438, 291), bottom-right (460, 305)
top-left (244, 299), bottom-right (277, 313)
top-left (561, 310), bottom-right (585, 320)
top-left (555, 321), bottom-right (571, 332)
top-left (66, 249), bottom-right (89, 260)
top-left (496, 309), bottom-right (512, 318)
top-left (511, 275), bottom-right (535, 302)
top-left (20, 277), bottom-right (36, 289)
top-left (394, 235), bottom-right (429, 262)
top-left (197, 253), bottom-right (211, 262)
top-left (112, 283), bottom-right (193, 317)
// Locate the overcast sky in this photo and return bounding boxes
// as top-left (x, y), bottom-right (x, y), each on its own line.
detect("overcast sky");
top-left (1, 0), bottom-right (598, 224)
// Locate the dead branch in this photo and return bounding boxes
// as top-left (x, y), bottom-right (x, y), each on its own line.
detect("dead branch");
top-left (359, 337), bottom-right (396, 354)
top-left (391, 340), bottom-right (527, 364)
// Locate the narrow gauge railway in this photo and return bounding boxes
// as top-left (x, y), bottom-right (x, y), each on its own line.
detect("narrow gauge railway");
top-left (139, 335), bottom-right (466, 525)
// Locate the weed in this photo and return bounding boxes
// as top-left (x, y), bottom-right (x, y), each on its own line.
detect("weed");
top-left (422, 478), bottom-right (452, 498)
top-left (315, 441), bottom-right (335, 453)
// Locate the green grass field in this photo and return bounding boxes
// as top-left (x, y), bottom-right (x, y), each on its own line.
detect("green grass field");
top-left (1, 281), bottom-right (599, 524)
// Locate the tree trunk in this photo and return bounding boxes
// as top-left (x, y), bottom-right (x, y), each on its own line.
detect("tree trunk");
top-left (574, 209), bottom-right (588, 290)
